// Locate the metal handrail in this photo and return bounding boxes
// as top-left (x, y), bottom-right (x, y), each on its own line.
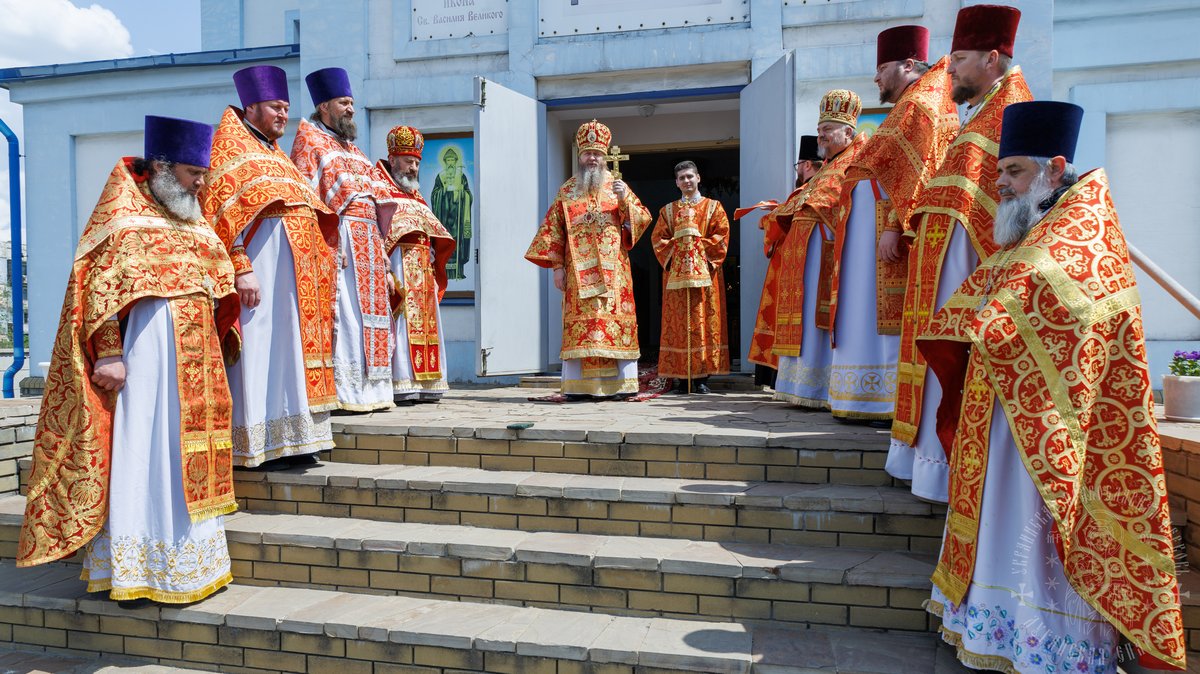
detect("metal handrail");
top-left (1128, 243), bottom-right (1200, 321)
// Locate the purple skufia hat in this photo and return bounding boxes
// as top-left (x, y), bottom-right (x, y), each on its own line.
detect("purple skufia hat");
top-left (305, 67), bottom-right (353, 106)
top-left (233, 65), bottom-right (290, 107)
top-left (144, 115), bottom-right (214, 168)
top-left (999, 101), bottom-right (1084, 163)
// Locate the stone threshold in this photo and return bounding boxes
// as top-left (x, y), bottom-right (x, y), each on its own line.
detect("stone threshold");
top-left (232, 464), bottom-right (934, 513)
top-left (0, 561), bottom-right (972, 674)
top-left (217, 510), bottom-right (936, 587)
top-left (226, 464), bottom-right (944, 550)
top-left (332, 418), bottom-right (891, 451)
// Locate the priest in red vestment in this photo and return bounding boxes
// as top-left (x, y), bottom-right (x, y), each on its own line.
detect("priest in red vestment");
top-left (205, 65), bottom-right (339, 469)
top-left (20, 116), bottom-right (239, 605)
top-left (888, 5), bottom-right (1033, 502)
top-left (525, 120), bottom-right (652, 399)
top-left (291, 67), bottom-right (398, 413)
top-left (771, 91), bottom-right (867, 411)
top-left (745, 135), bottom-right (822, 388)
top-left (922, 101), bottom-right (1185, 673)
top-left (377, 125), bottom-right (456, 404)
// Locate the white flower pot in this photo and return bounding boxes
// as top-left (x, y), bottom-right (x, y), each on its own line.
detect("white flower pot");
top-left (1163, 375), bottom-right (1200, 423)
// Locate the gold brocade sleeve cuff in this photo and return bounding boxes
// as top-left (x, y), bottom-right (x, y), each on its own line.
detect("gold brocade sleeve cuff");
top-left (92, 320), bottom-right (123, 359)
top-left (884, 210), bottom-right (904, 234)
top-left (230, 246), bottom-right (254, 276)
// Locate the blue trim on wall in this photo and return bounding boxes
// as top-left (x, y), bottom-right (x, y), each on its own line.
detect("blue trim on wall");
top-left (543, 85), bottom-right (745, 108)
top-left (0, 44), bottom-right (300, 84)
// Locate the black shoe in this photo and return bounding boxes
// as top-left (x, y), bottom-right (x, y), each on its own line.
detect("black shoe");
top-left (284, 453), bottom-right (320, 466)
top-left (564, 394), bottom-right (592, 402)
top-left (235, 458), bottom-right (291, 472)
top-left (694, 383), bottom-right (711, 394)
top-left (116, 598), bottom-right (153, 610)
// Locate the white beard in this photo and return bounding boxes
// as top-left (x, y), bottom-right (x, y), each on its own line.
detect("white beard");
top-left (576, 166), bottom-right (607, 197)
top-left (994, 171), bottom-right (1053, 248)
top-left (393, 172), bottom-right (420, 193)
top-left (149, 169), bottom-right (202, 221)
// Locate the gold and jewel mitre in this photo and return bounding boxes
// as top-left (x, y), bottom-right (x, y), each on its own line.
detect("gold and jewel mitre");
top-left (388, 125), bottom-right (424, 158)
top-left (575, 119), bottom-right (612, 154)
top-left (819, 89), bottom-right (862, 129)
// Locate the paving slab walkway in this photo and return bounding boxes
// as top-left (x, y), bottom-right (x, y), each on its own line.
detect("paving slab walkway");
top-left (331, 387), bottom-right (892, 449)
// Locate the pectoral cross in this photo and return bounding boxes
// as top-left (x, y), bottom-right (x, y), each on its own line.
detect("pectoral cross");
top-left (605, 145), bottom-right (629, 180)
top-left (202, 277), bottom-right (218, 309)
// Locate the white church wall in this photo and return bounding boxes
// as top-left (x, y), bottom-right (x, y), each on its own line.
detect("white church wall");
top-left (1106, 110), bottom-right (1200, 342)
top-left (243, 0), bottom-right (302, 49)
top-left (1054, 0), bottom-right (1200, 382)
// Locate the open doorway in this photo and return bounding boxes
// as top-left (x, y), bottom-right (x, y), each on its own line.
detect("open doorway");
top-left (622, 147), bottom-right (740, 365)
top-left (543, 94), bottom-right (743, 373)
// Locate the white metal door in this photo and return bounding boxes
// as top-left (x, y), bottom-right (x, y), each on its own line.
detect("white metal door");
top-left (473, 77), bottom-right (547, 375)
top-left (738, 54), bottom-right (795, 372)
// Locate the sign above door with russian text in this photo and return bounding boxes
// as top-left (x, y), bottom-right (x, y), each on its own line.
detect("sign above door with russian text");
top-left (411, 0), bottom-right (508, 41)
top-left (539, 0), bottom-right (747, 37)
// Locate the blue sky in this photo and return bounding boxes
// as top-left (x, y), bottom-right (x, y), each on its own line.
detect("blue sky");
top-left (0, 0), bottom-right (203, 237)
top-left (93, 0), bottom-right (201, 56)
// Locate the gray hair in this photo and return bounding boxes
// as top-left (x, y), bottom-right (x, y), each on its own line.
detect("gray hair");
top-left (1027, 156), bottom-right (1080, 187)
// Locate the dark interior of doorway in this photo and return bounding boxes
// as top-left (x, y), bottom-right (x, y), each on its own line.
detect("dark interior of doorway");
top-left (622, 147), bottom-right (740, 367)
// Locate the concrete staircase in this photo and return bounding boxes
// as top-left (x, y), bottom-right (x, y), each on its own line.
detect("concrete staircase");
top-left (0, 389), bottom-right (980, 673)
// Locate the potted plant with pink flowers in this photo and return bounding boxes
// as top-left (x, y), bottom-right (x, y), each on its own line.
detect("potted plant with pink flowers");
top-left (1163, 350), bottom-right (1200, 422)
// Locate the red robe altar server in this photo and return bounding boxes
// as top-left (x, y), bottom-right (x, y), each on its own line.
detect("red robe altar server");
top-left (652, 160), bottom-right (730, 394)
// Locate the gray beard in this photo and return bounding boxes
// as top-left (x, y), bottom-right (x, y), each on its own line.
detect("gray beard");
top-left (330, 115), bottom-right (357, 142)
top-left (393, 172), bottom-right (420, 193)
top-left (994, 171), bottom-right (1053, 248)
top-left (149, 169), bottom-right (202, 221)
top-left (577, 166), bottom-right (607, 196)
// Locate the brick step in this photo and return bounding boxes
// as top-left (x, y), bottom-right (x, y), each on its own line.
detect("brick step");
top-left (0, 561), bottom-right (972, 674)
top-left (229, 464), bottom-right (945, 551)
top-left (212, 511), bottom-right (936, 631)
top-left (328, 420), bottom-right (893, 485)
top-left (0, 647), bottom-right (211, 673)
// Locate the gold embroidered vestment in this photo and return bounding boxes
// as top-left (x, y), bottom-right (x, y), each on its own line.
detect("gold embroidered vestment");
top-left (525, 176), bottom-right (652, 373)
top-left (19, 159), bottom-right (239, 567)
top-left (918, 170), bottom-right (1185, 669)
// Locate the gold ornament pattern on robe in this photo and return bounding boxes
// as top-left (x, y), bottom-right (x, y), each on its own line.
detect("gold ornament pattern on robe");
top-left (19, 159), bottom-right (238, 568)
top-left (375, 161), bottom-right (457, 387)
top-left (742, 197), bottom-right (788, 368)
top-left (844, 57), bottom-right (960, 335)
top-left (917, 169), bottom-right (1185, 670)
top-left (204, 107), bottom-right (340, 412)
top-left (291, 120), bottom-right (397, 381)
top-left (652, 198), bottom-right (731, 379)
top-left (892, 68), bottom-right (1032, 446)
top-left (775, 132), bottom-right (867, 353)
top-left (525, 175), bottom-right (652, 372)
